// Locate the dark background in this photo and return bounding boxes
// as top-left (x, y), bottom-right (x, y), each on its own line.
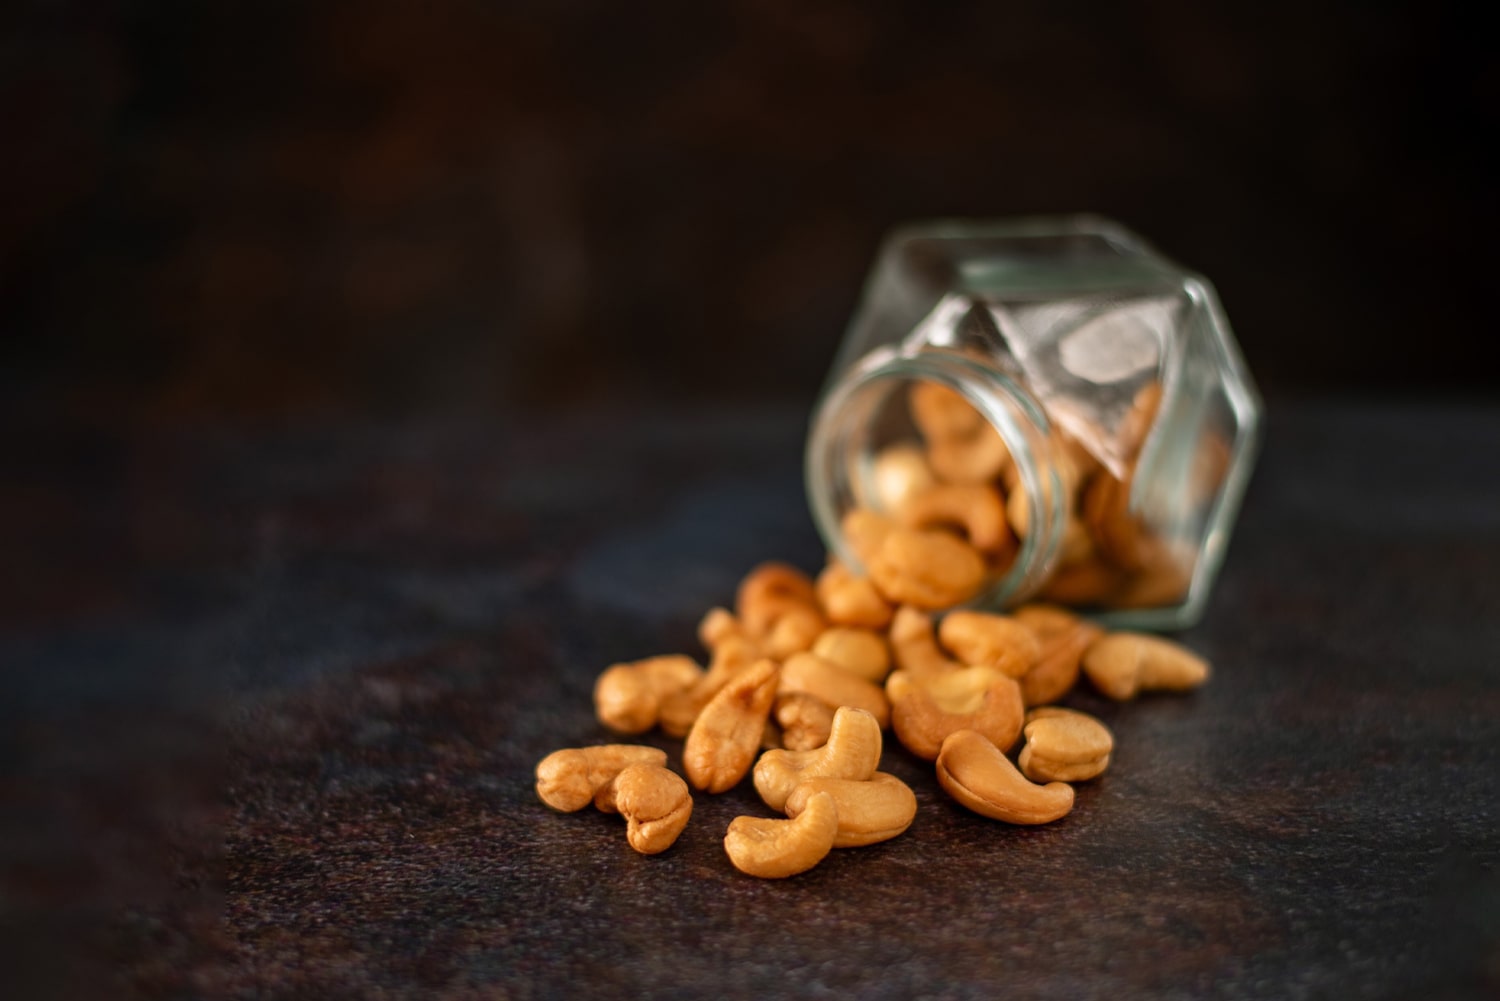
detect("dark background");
top-left (4, 0), bottom-right (1496, 427)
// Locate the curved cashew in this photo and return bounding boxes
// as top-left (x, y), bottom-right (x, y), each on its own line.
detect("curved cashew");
top-left (1081, 632), bottom-right (1210, 701)
top-left (1018, 707), bottom-right (1113, 783)
top-left (888, 605), bottom-right (963, 677)
top-left (753, 705), bottom-right (883, 811)
top-left (778, 652), bottom-right (891, 728)
top-left (815, 561), bottom-right (894, 629)
top-left (659, 634), bottom-right (760, 737)
top-left (870, 444), bottom-right (936, 515)
top-left (928, 424), bottom-right (1011, 484)
top-left (840, 508), bottom-right (899, 568)
top-left (938, 611), bottom-right (1041, 679)
top-left (899, 483), bottom-right (1014, 557)
top-left (593, 655), bottom-right (704, 734)
top-left (935, 729), bottom-right (1074, 824)
top-left (1013, 604), bottom-right (1102, 707)
top-left (867, 527), bottom-right (987, 610)
top-left (535, 745), bottom-right (668, 813)
top-left (611, 763), bottom-right (693, 854)
top-left (735, 562), bottom-right (825, 649)
top-left (784, 772), bottom-right (917, 848)
top-left (774, 692), bottom-right (836, 751)
top-left (887, 666), bottom-right (1024, 761)
top-left (683, 658), bottom-right (780, 793)
top-left (723, 790), bottom-right (838, 879)
top-left (811, 627), bottom-right (891, 683)
top-left (763, 605), bottom-right (825, 660)
top-left (909, 381), bottom-right (984, 441)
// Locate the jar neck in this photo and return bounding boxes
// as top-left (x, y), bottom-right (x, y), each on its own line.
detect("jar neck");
top-left (805, 345), bottom-right (1067, 609)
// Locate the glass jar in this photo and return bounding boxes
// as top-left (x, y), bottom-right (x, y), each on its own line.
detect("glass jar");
top-left (805, 216), bottom-right (1262, 630)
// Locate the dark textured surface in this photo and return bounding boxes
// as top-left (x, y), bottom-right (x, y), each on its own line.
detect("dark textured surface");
top-left (5, 402), bottom-right (1499, 1000)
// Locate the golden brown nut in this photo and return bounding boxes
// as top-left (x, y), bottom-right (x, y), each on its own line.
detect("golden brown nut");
top-left (811, 627), bottom-right (891, 683)
top-left (1013, 604), bottom-right (1103, 707)
top-left (1018, 707), bottom-right (1113, 783)
top-left (938, 611), bottom-right (1041, 680)
top-left (840, 508), bottom-right (899, 568)
top-left (909, 382), bottom-right (984, 441)
top-left (724, 790), bottom-right (838, 879)
top-left (775, 692), bottom-right (837, 751)
top-left (899, 483), bottom-right (1014, 557)
top-left (1081, 632), bottom-right (1210, 701)
top-left (816, 561), bottom-right (894, 629)
top-left (658, 634), bottom-right (761, 737)
top-left (778, 652), bottom-right (891, 729)
top-left (867, 527), bottom-right (987, 610)
top-left (753, 706), bottom-right (883, 811)
top-left (683, 658), bottom-right (781, 792)
top-left (535, 745), bottom-right (669, 813)
top-left (928, 424), bottom-right (1012, 485)
top-left (935, 729), bottom-right (1074, 824)
top-left (886, 666), bottom-right (1024, 761)
top-left (593, 655), bottom-right (704, 735)
top-left (887, 605), bottom-right (963, 677)
top-left (611, 763), bottom-right (694, 854)
top-left (784, 772), bottom-right (917, 848)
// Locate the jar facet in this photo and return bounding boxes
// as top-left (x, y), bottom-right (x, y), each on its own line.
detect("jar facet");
top-left (805, 217), bottom-right (1261, 629)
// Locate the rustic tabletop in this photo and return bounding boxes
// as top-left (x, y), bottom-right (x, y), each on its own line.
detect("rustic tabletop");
top-left (6, 401), bottom-right (1498, 1000)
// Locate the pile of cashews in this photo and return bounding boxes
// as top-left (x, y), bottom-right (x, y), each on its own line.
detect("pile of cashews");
top-left (536, 559), bottom-right (1209, 879)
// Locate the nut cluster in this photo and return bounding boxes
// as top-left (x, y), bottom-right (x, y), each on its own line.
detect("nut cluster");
top-left (536, 552), bottom-right (1210, 875)
top-left (851, 380), bottom-right (1229, 612)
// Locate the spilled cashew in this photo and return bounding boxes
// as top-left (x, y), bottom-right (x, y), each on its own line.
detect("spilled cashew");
top-left (659, 633), bottom-right (761, 737)
top-left (887, 665), bottom-right (1024, 761)
top-left (784, 772), bottom-right (917, 848)
top-left (935, 729), bottom-right (1074, 824)
top-left (753, 705), bottom-right (883, 811)
top-left (1081, 632), bottom-right (1210, 700)
top-left (683, 658), bottom-right (780, 793)
top-left (815, 561), bottom-right (894, 629)
top-left (724, 790), bottom-right (838, 879)
top-left (611, 763), bottom-right (693, 854)
top-left (811, 626), bottom-right (891, 683)
top-left (1013, 603), bottom-right (1103, 707)
top-left (778, 652), bottom-right (891, 729)
top-left (1019, 707), bottom-right (1113, 783)
top-left (775, 692), bottom-right (836, 751)
top-left (593, 655), bottom-right (704, 735)
top-left (535, 745), bottom-right (669, 813)
top-left (867, 527), bottom-right (987, 610)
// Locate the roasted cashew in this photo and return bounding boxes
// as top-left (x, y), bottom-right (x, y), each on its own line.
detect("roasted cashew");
top-left (1081, 632), bottom-right (1210, 700)
top-left (683, 658), bottom-right (780, 793)
top-left (938, 611), bottom-right (1041, 679)
top-left (723, 790), bottom-right (838, 879)
top-left (870, 444), bottom-right (936, 515)
top-left (593, 655), bottom-right (704, 734)
top-left (763, 605), bottom-right (825, 660)
top-left (735, 562), bottom-right (825, 650)
top-left (1018, 707), bottom-right (1112, 783)
top-left (779, 652), bottom-right (891, 729)
top-left (753, 705), bottom-right (883, 811)
top-left (1013, 604), bottom-right (1102, 707)
top-left (886, 666), bottom-right (1024, 761)
top-left (815, 561), bottom-right (894, 629)
top-left (928, 424), bottom-right (1011, 484)
top-left (840, 508), bottom-right (899, 568)
top-left (775, 692), bottom-right (836, 751)
top-left (899, 483), bottom-right (1014, 557)
top-left (611, 763), bottom-right (693, 854)
top-left (535, 745), bottom-right (668, 813)
top-left (935, 729), bottom-right (1074, 824)
top-left (784, 772), bottom-right (917, 848)
top-left (867, 527), bottom-right (987, 610)
top-left (888, 605), bottom-right (963, 677)
top-left (909, 381), bottom-right (985, 441)
top-left (811, 626), bottom-right (891, 683)
top-left (659, 633), bottom-right (761, 737)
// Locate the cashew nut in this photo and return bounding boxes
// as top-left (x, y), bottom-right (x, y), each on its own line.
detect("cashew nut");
top-left (815, 561), bottom-right (894, 629)
top-left (870, 444), bottom-right (936, 515)
top-left (610, 763), bottom-right (693, 854)
top-left (811, 626), bottom-right (891, 683)
top-left (735, 562), bottom-right (825, 645)
top-left (898, 483), bottom-right (1014, 557)
top-left (723, 790), bottom-right (838, 879)
top-left (775, 692), bottom-right (836, 751)
top-left (935, 729), bottom-right (1074, 824)
top-left (763, 604), bottom-right (825, 660)
top-left (886, 666), bottom-right (1024, 761)
top-left (1018, 707), bottom-right (1113, 783)
top-left (928, 424), bottom-right (1011, 484)
top-left (659, 633), bottom-right (760, 737)
top-left (840, 508), bottom-right (899, 567)
top-left (909, 381), bottom-right (984, 441)
top-left (1081, 632), bottom-right (1210, 700)
top-left (938, 611), bottom-right (1041, 679)
top-left (867, 527), bottom-right (987, 610)
top-left (683, 658), bottom-right (780, 793)
top-left (593, 655), bottom-right (704, 734)
top-left (753, 705), bottom-right (883, 811)
top-left (887, 605), bottom-right (963, 677)
top-left (1013, 604), bottom-right (1102, 707)
top-left (535, 745), bottom-right (668, 813)
top-left (778, 652), bottom-right (891, 728)
top-left (784, 772), bottom-right (917, 848)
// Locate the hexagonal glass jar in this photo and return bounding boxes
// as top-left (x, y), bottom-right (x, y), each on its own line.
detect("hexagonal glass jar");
top-left (805, 216), bottom-right (1262, 630)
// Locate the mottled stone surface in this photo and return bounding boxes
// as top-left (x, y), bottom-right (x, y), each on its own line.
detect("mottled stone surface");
top-left (5, 404), bottom-right (1498, 999)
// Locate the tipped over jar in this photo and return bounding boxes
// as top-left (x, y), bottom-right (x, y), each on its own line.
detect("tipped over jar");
top-left (805, 217), bottom-right (1262, 630)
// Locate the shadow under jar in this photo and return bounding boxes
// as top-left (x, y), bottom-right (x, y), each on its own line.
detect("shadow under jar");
top-left (806, 216), bottom-right (1262, 630)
